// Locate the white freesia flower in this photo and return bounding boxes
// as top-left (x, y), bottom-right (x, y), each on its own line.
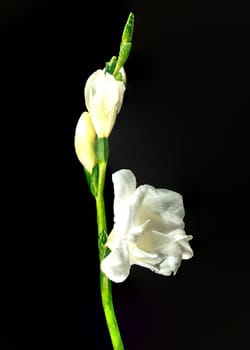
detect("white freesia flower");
top-left (101, 169), bottom-right (193, 283)
top-left (74, 112), bottom-right (97, 173)
top-left (84, 69), bottom-right (126, 138)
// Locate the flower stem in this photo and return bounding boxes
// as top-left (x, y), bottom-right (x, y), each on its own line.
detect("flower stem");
top-left (95, 162), bottom-right (125, 350)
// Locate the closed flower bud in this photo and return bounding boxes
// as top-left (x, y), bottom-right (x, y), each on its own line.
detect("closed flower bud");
top-left (74, 112), bottom-right (97, 173)
top-left (84, 69), bottom-right (126, 138)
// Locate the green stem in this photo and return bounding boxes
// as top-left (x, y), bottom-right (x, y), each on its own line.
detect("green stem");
top-left (95, 162), bottom-right (125, 350)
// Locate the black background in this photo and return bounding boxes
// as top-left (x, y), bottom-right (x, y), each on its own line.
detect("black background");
top-left (1, 1), bottom-right (250, 349)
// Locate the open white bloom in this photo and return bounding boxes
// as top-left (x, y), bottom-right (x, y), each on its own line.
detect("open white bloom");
top-left (101, 169), bottom-right (193, 283)
top-left (74, 112), bottom-right (97, 173)
top-left (84, 69), bottom-right (126, 138)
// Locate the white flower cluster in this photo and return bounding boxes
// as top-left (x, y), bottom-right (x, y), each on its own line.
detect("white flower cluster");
top-left (75, 69), bottom-right (126, 173)
top-left (74, 67), bottom-right (193, 283)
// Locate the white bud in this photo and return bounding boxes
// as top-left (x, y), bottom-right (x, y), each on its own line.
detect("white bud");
top-left (74, 112), bottom-right (97, 173)
top-left (84, 69), bottom-right (126, 138)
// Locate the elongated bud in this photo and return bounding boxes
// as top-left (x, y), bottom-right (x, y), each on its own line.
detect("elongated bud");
top-left (113, 12), bottom-right (134, 78)
top-left (74, 112), bottom-right (97, 173)
top-left (84, 69), bottom-right (125, 138)
top-left (121, 12), bottom-right (134, 44)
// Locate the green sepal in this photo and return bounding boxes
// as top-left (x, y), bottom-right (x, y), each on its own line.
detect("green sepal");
top-left (84, 167), bottom-right (92, 192)
top-left (105, 56), bottom-right (117, 75)
top-left (91, 164), bottom-right (99, 197)
top-left (95, 137), bottom-right (109, 163)
top-left (84, 165), bottom-right (99, 197)
top-left (98, 229), bottom-right (108, 249)
top-left (98, 229), bottom-right (110, 260)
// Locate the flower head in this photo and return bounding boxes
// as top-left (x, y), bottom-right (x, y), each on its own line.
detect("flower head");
top-left (84, 69), bottom-right (126, 138)
top-left (74, 112), bottom-right (97, 173)
top-left (101, 169), bottom-right (193, 283)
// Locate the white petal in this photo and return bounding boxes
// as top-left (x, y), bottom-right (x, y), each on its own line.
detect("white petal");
top-left (136, 229), bottom-right (172, 254)
top-left (112, 169), bottom-right (136, 198)
top-left (166, 229), bottom-right (192, 242)
top-left (115, 78), bottom-right (126, 114)
top-left (112, 169), bottom-right (136, 226)
top-left (132, 245), bottom-right (158, 259)
top-left (103, 73), bottom-right (125, 116)
top-left (127, 219), bottom-right (151, 241)
top-left (84, 69), bottom-right (105, 113)
top-left (132, 185), bottom-right (162, 225)
top-left (156, 188), bottom-right (185, 218)
top-left (105, 229), bottom-right (119, 250)
top-left (132, 185), bottom-right (179, 235)
top-left (165, 229), bottom-right (193, 259)
top-left (133, 238), bottom-right (192, 276)
top-left (101, 243), bottom-right (130, 283)
top-left (160, 211), bottom-right (185, 232)
top-left (178, 239), bottom-right (194, 259)
top-left (159, 254), bottom-right (182, 276)
top-left (156, 216), bottom-right (183, 235)
top-left (130, 252), bottom-right (163, 273)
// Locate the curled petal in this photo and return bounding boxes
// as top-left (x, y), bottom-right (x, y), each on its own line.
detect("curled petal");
top-left (178, 239), bottom-right (194, 260)
top-left (132, 245), bottom-right (158, 260)
top-left (166, 229), bottom-right (193, 243)
top-left (158, 254), bottom-right (182, 276)
top-left (101, 242), bottom-right (130, 283)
